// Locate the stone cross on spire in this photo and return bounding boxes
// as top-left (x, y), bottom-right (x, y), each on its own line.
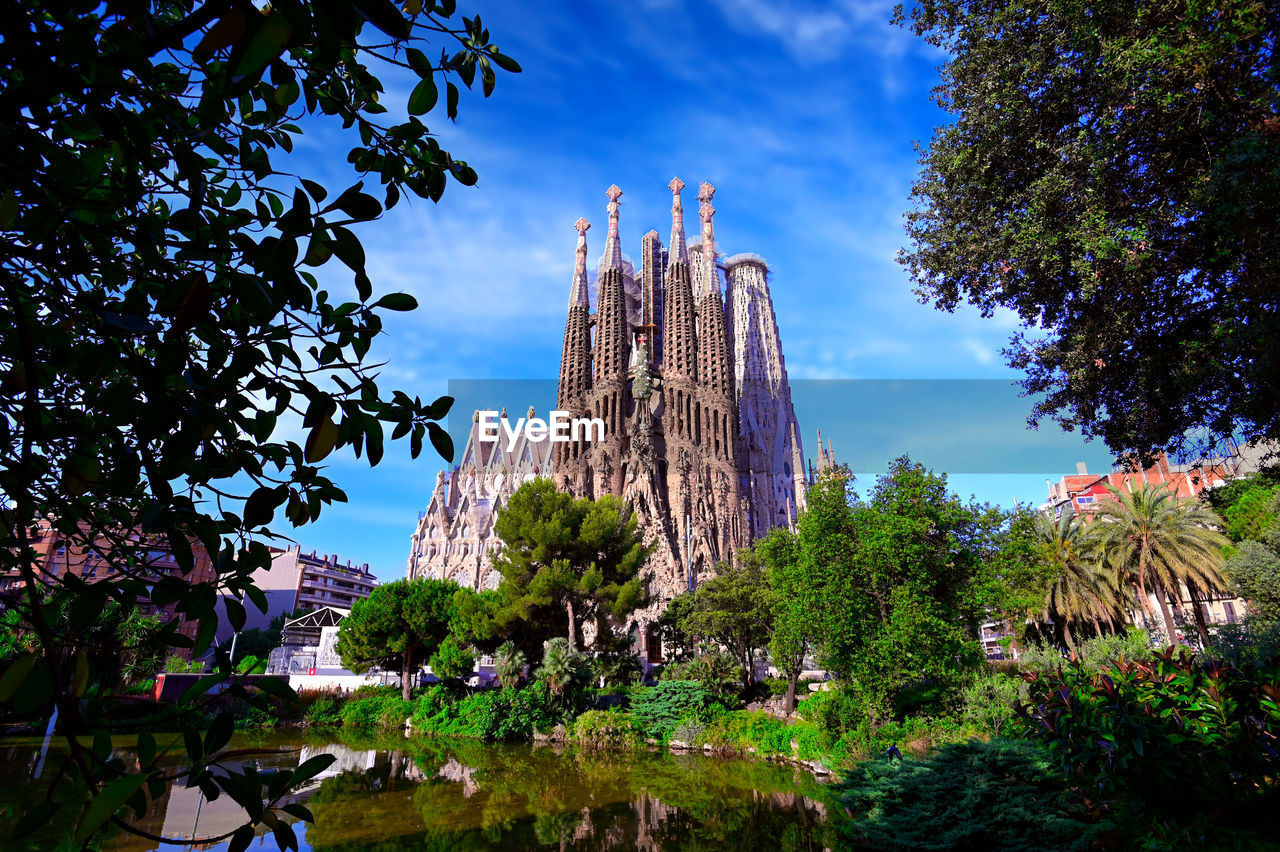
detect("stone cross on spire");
top-left (668, 177), bottom-right (689, 267)
top-left (568, 217), bottom-right (590, 308)
top-left (603, 184), bottom-right (623, 270)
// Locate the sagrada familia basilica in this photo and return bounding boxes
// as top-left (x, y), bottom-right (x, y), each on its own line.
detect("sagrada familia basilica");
top-left (407, 179), bottom-right (813, 619)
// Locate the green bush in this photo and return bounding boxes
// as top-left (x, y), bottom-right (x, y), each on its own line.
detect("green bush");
top-left (1019, 647), bottom-right (1280, 839)
top-left (833, 715), bottom-right (971, 762)
top-left (589, 650), bottom-right (644, 689)
top-left (340, 694), bottom-right (410, 729)
top-left (664, 652), bottom-right (740, 701)
top-left (411, 683), bottom-right (556, 741)
top-left (1208, 617), bottom-right (1280, 665)
top-left (837, 739), bottom-right (1103, 851)
top-left (305, 696), bottom-right (343, 726)
top-left (572, 710), bottom-right (640, 749)
top-left (234, 702), bottom-right (279, 730)
top-left (1017, 628), bottom-right (1152, 675)
top-left (698, 710), bottom-right (793, 756)
top-left (629, 680), bottom-right (728, 740)
top-left (960, 670), bottom-right (1026, 737)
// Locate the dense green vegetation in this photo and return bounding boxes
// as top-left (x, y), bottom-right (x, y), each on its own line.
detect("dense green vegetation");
top-left (897, 0), bottom-right (1280, 460)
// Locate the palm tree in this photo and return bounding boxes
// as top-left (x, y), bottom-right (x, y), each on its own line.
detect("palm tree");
top-left (1035, 510), bottom-right (1127, 652)
top-left (494, 640), bottom-right (526, 689)
top-left (1084, 484), bottom-right (1230, 646)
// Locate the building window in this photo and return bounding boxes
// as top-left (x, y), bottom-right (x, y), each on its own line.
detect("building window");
top-left (1224, 601), bottom-right (1237, 623)
top-left (1076, 496), bottom-right (1095, 505)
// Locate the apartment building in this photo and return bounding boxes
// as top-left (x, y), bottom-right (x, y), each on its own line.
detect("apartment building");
top-left (0, 518), bottom-right (217, 643)
top-left (236, 545), bottom-right (379, 633)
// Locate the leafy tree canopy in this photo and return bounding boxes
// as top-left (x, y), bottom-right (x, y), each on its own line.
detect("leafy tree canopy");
top-left (675, 554), bottom-right (774, 688)
top-left (898, 0), bottom-right (1280, 460)
top-left (0, 1), bottom-right (521, 842)
top-left (484, 479), bottom-right (650, 654)
top-left (336, 577), bottom-right (458, 700)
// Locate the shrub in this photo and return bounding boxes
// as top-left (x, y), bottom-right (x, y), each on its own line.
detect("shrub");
top-left (411, 682), bottom-right (556, 741)
top-left (494, 641), bottom-right (527, 689)
top-left (670, 720), bottom-right (706, 745)
top-left (832, 715), bottom-right (971, 762)
top-left (797, 683), bottom-right (875, 739)
top-left (340, 694), bottom-right (410, 729)
top-left (234, 702), bottom-right (279, 730)
top-left (305, 696), bottom-right (343, 726)
top-left (1019, 647), bottom-right (1280, 838)
top-left (699, 710), bottom-right (793, 755)
top-left (837, 739), bottom-right (1103, 851)
top-left (1017, 628), bottom-right (1152, 676)
top-left (428, 635), bottom-right (475, 682)
top-left (1208, 617), bottom-right (1280, 665)
top-left (629, 680), bottom-right (727, 740)
top-left (665, 652), bottom-right (740, 701)
top-left (590, 650), bottom-right (644, 689)
top-left (535, 638), bottom-right (591, 712)
top-left (163, 655), bottom-right (203, 674)
top-left (960, 670), bottom-right (1026, 738)
top-left (572, 710), bottom-right (641, 749)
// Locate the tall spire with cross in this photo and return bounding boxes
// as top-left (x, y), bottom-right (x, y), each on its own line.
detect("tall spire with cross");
top-left (603, 184), bottom-right (623, 271)
top-left (568, 217), bottom-right (591, 308)
top-left (668, 177), bottom-right (689, 267)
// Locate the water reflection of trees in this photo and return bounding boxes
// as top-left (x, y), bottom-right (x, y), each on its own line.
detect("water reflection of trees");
top-left (304, 738), bottom-right (839, 851)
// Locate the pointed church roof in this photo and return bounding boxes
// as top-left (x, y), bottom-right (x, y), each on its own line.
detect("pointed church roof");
top-left (667, 177), bottom-right (688, 267)
top-left (569, 218), bottom-right (590, 308)
top-left (696, 182), bottom-right (718, 296)
top-left (602, 185), bottom-right (623, 271)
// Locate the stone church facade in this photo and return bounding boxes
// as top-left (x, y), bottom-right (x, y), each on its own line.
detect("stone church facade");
top-left (407, 180), bottom-right (808, 625)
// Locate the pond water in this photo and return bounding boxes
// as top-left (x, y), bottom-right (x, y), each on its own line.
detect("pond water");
top-left (0, 731), bottom-right (845, 850)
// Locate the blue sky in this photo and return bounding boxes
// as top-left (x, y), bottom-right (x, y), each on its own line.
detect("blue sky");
top-left (289, 0), bottom-right (1111, 580)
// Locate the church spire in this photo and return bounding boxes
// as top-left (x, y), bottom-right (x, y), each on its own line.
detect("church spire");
top-left (569, 217), bottom-right (590, 308)
top-left (668, 177), bottom-right (688, 267)
top-left (603, 184), bottom-right (623, 270)
top-left (698, 181), bottom-right (717, 259)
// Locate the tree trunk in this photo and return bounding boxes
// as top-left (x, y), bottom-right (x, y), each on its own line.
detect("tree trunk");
top-left (566, 598), bottom-right (576, 650)
top-left (1154, 584), bottom-right (1180, 646)
top-left (401, 649), bottom-right (414, 701)
top-left (1187, 584), bottom-right (1211, 648)
top-left (784, 672), bottom-right (798, 715)
top-left (1063, 621), bottom-right (1077, 656)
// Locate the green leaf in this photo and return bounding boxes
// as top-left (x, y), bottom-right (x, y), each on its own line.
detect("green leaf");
top-left (427, 422), bottom-right (454, 462)
top-left (137, 732), bottom-right (157, 769)
top-left (229, 824), bottom-right (256, 852)
top-left (405, 47), bottom-right (432, 76)
top-left (373, 292), bottom-right (417, 311)
top-left (0, 653), bottom-right (39, 702)
top-left (446, 81), bottom-right (460, 120)
top-left (354, 0), bottom-right (411, 40)
top-left (71, 651), bottom-right (89, 698)
top-left (408, 76), bottom-right (438, 115)
top-left (11, 801), bottom-right (60, 838)
top-left (490, 51), bottom-right (522, 73)
top-left (225, 596), bottom-right (247, 632)
top-left (232, 12), bottom-right (292, 83)
top-left (180, 671), bottom-right (227, 705)
top-left (252, 675), bottom-right (300, 704)
top-left (207, 712), bottom-right (235, 755)
top-left (243, 485), bottom-right (279, 528)
top-left (75, 773), bottom-right (149, 846)
top-left (305, 417), bottom-right (340, 463)
top-left (291, 753), bottom-right (337, 784)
